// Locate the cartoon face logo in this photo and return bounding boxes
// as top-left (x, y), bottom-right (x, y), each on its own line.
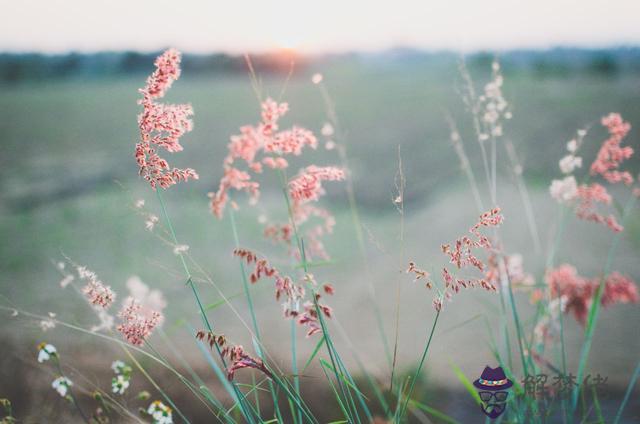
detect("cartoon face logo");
top-left (473, 366), bottom-right (513, 419)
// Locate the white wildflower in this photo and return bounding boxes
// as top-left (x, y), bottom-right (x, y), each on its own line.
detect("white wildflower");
top-left (325, 140), bottom-right (336, 150)
top-left (111, 360), bottom-right (126, 374)
top-left (135, 199), bottom-right (145, 209)
top-left (112, 374), bottom-right (130, 395)
top-left (147, 400), bottom-right (173, 424)
top-left (52, 376), bottom-right (72, 397)
top-left (37, 343), bottom-right (57, 363)
top-left (311, 73), bottom-right (323, 84)
top-left (566, 139), bottom-right (578, 153)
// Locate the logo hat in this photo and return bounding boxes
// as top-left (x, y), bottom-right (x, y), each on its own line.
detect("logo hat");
top-left (473, 366), bottom-right (513, 391)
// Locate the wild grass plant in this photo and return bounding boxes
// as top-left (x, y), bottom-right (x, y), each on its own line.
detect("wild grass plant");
top-left (2, 49), bottom-right (639, 423)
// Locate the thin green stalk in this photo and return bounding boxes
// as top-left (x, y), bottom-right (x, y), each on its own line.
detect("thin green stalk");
top-left (229, 207), bottom-right (284, 423)
top-left (52, 356), bottom-right (90, 424)
top-left (613, 361), bottom-right (640, 424)
top-left (121, 345), bottom-right (191, 424)
top-left (145, 341), bottom-right (227, 419)
top-left (278, 172), bottom-right (358, 422)
top-left (391, 145), bottom-right (406, 393)
top-left (154, 189), bottom-right (256, 423)
top-left (290, 319), bottom-right (302, 424)
top-left (280, 171), bottom-right (370, 423)
top-left (158, 327), bottom-right (229, 421)
top-left (318, 81), bottom-right (392, 367)
top-left (571, 195), bottom-right (637, 411)
top-left (397, 310), bottom-right (440, 422)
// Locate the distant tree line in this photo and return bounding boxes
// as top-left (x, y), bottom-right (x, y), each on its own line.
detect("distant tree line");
top-left (1, 47), bottom-right (639, 83)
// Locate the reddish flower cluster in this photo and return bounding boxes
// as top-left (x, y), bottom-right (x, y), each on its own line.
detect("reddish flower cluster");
top-left (82, 280), bottom-right (115, 308)
top-left (76, 266), bottom-right (115, 308)
top-left (406, 261), bottom-right (432, 288)
top-left (233, 249), bottom-right (333, 336)
top-left (441, 208), bottom-right (503, 283)
top-left (572, 113), bottom-right (634, 232)
top-left (195, 331), bottom-right (273, 382)
top-left (288, 166), bottom-right (345, 202)
top-left (209, 99), bottom-right (344, 260)
top-left (546, 264), bottom-right (638, 325)
top-left (209, 98), bottom-right (319, 218)
top-left (440, 208), bottom-right (503, 304)
top-left (591, 113), bottom-right (634, 185)
top-left (410, 208), bottom-right (503, 311)
top-left (194, 331), bottom-right (272, 381)
top-left (136, 49), bottom-right (198, 189)
top-left (575, 183), bottom-right (623, 232)
top-left (116, 299), bottom-right (161, 346)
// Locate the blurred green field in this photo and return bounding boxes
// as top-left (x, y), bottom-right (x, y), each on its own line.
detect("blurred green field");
top-left (1, 58), bottom-right (639, 421)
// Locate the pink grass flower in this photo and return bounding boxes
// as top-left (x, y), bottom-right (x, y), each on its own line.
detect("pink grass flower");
top-left (136, 49), bottom-right (198, 189)
top-left (116, 299), bottom-right (161, 346)
top-left (546, 264), bottom-right (592, 325)
top-left (209, 97), bottom-right (322, 218)
top-left (76, 266), bottom-right (115, 308)
top-left (288, 166), bottom-right (345, 202)
top-left (546, 264), bottom-right (638, 325)
top-left (233, 249), bottom-right (332, 335)
top-left (225, 345), bottom-right (273, 382)
top-left (575, 183), bottom-right (623, 232)
top-left (435, 208), bottom-right (503, 310)
top-left (591, 113), bottom-right (634, 185)
top-left (124, 276), bottom-right (167, 326)
top-left (600, 272), bottom-right (639, 307)
top-left (82, 280), bottom-right (115, 309)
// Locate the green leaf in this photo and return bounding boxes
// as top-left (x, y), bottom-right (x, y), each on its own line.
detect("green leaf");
top-left (449, 361), bottom-right (482, 406)
top-left (204, 291), bottom-right (245, 311)
top-left (409, 400), bottom-right (460, 424)
top-left (319, 359), bottom-right (369, 401)
top-left (302, 335), bottom-right (325, 373)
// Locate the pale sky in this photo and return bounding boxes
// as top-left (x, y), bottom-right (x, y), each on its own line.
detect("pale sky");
top-left (2, 0), bottom-right (640, 53)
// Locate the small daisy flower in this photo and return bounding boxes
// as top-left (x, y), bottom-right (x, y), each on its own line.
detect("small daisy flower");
top-left (147, 400), bottom-right (173, 424)
top-left (135, 199), bottom-right (145, 209)
top-left (311, 73), bottom-right (323, 84)
top-left (112, 374), bottom-right (130, 395)
top-left (111, 360), bottom-right (127, 374)
top-left (37, 343), bottom-right (57, 363)
top-left (52, 376), bottom-right (72, 397)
